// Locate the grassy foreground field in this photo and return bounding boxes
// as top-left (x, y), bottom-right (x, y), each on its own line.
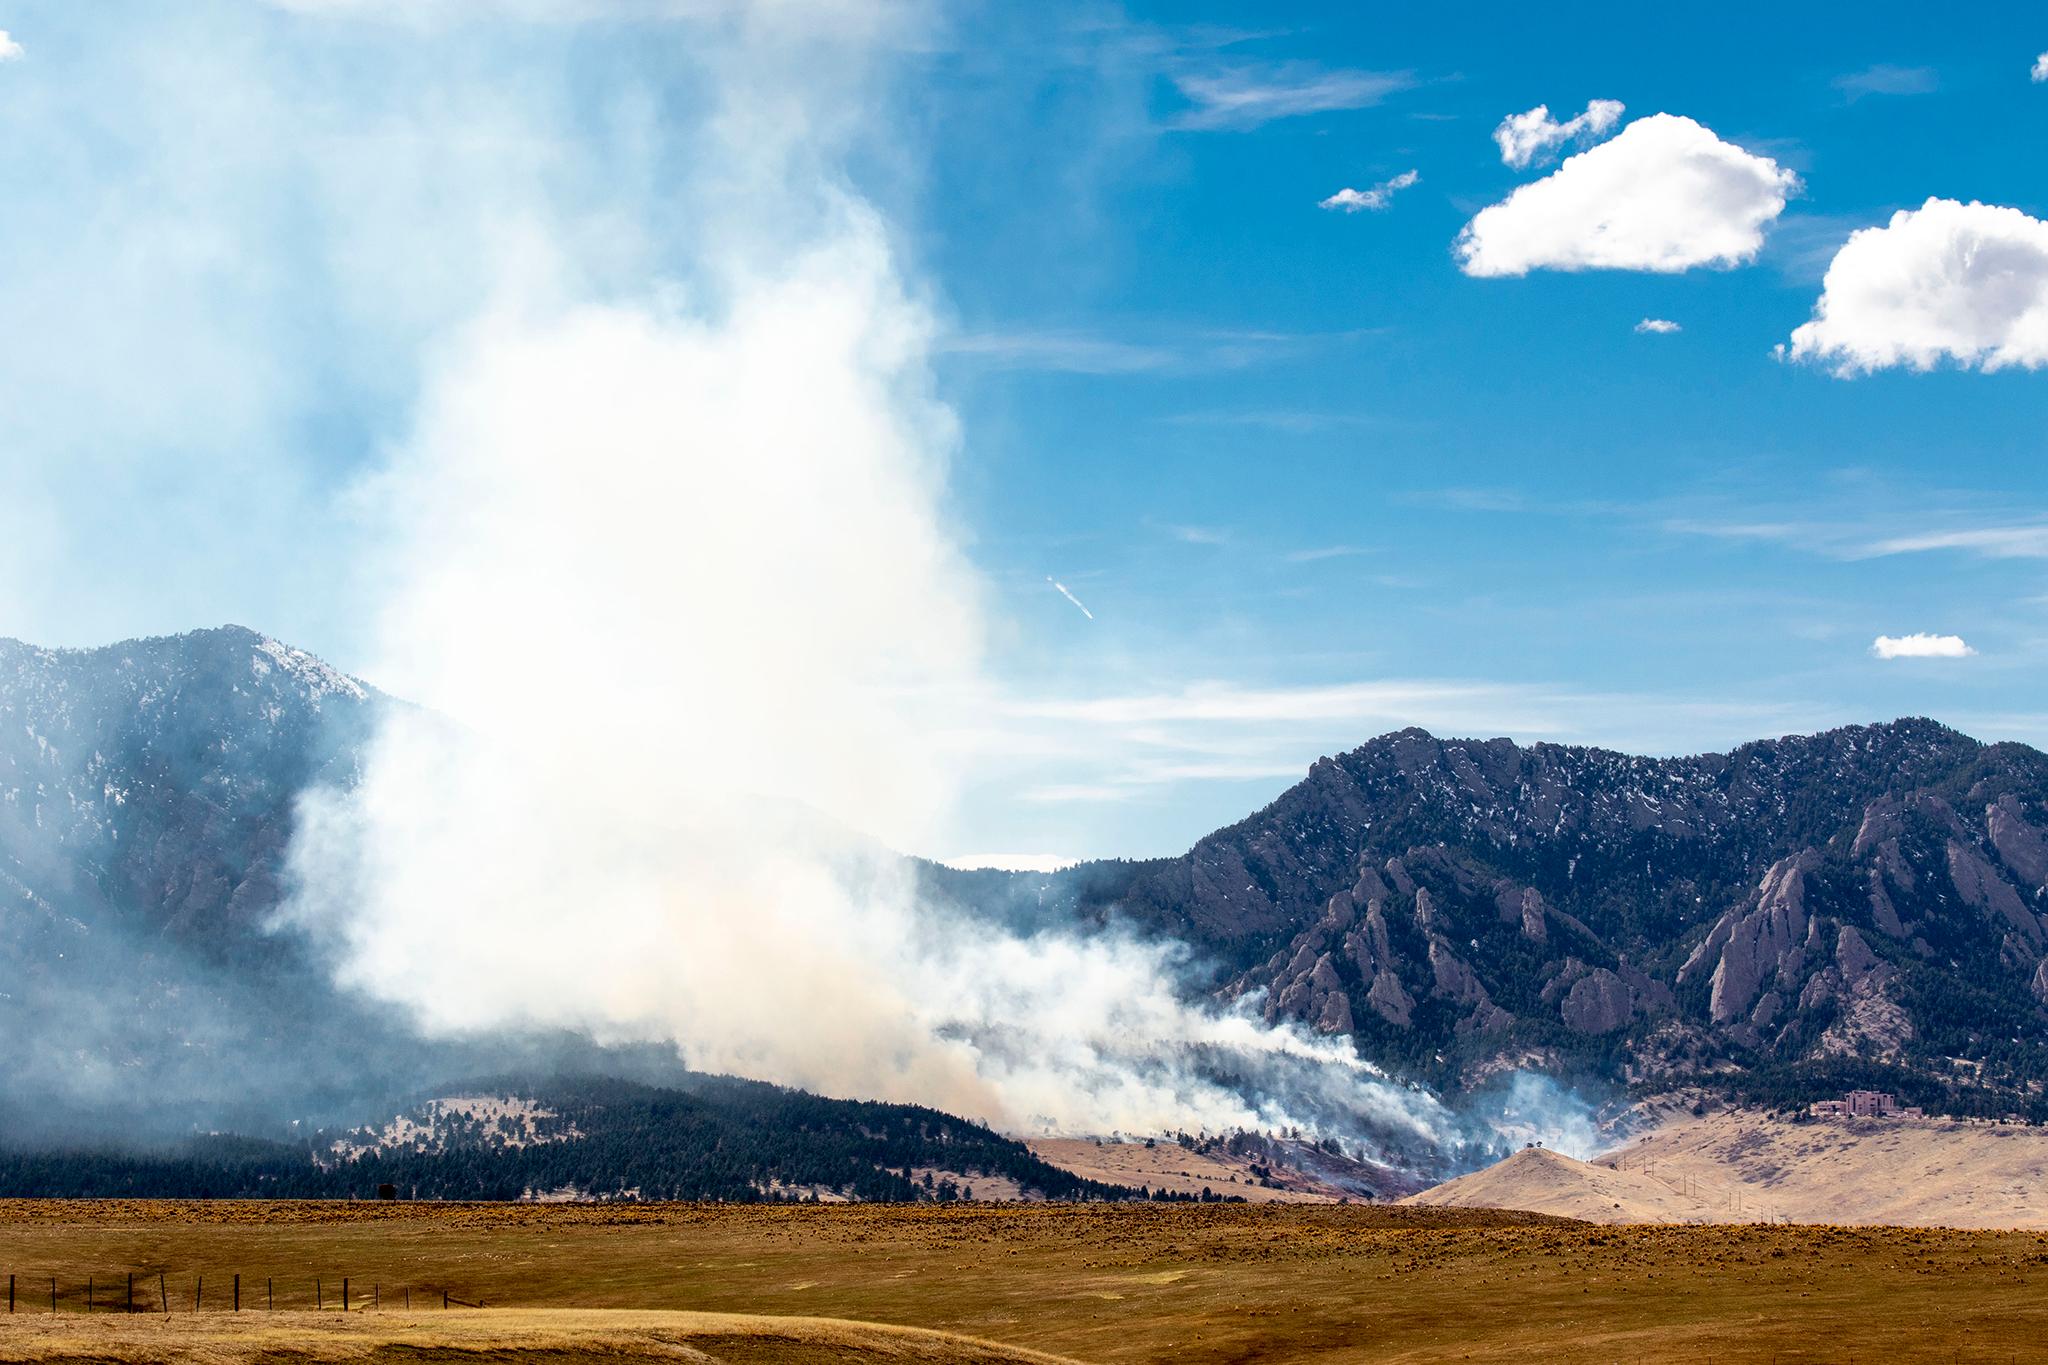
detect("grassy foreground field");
top-left (0, 1306), bottom-right (1078, 1364)
top-left (0, 1200), bottom-right (2044, 1363)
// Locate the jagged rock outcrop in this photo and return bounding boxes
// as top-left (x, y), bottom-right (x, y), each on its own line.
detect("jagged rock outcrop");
top-left (1988, 795), bottom-right (2048, 890)
top-left (1355, 901), bottom-right (1415, 1026)
top-left (1560, 967), bottom-right (1632, 1034)
top-left (1866, 869), bottom-right (1907, 938)
top-left (1680, 850), bottom-right (1821, 1027)
top-left (1945, 839), bottom-right (2045, 949)
top-left (1495, 882), bottom-right (1548, 942)
top-left (1255, 858), bottom-right (1417, 1031)
top-left (1802, 924), bottom-right (1912, 1059)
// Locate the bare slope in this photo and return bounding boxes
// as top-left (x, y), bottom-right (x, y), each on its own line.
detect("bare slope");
top-left (1400, 1146), bottom-right (1718, 1224)
top-left (1406, 1108), bottom-right (2048, 1228)
top-left (1604, 1107), bottom-right (2048, 1228)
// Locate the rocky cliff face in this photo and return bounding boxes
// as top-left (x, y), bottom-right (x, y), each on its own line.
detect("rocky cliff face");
top-left (1019, 721), bottom-right (2048, 1109)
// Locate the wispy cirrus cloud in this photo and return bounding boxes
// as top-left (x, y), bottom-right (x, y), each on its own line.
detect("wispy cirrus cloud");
top-left (1156, 521), bottom-right (1230, 546)
top-left (1832, 64), bottom-right (1938, 101)
top-left (1168, 60), bottom-right (1413, 130)
top-left (941, 325), bottom-right (1373, 375)
top-left (1860, 524), bottom-right (2048, 558)
top-left (998, 675), bottom-right (1840, 805)
top-left (1010, 677), bottom-right (1814, 737)
top-left (1161, 408), bottom-right (1392, 434)
top-left (941, 330), bottom-right (1181, 374)
top-left (1404, 486), bottom-right (1531, 513)
top-left (1410, 483), bottom-right (2048, 571)
top-left (1666, 513), bottom-right (2048, 561)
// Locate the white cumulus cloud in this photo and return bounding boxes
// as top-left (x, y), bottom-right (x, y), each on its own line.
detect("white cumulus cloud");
top-left (1635, 317), bottom-right (1681, 334)
top-left (1456, 114), bottom-right (1798, 278)
top-left (0, 30), bottom-right (22, 61)
top-left (1319, 169), bottom-right (1419, 213)
top-left (1492, 99), bottom-right (1623, 168)
top-left (1786, 198), bottom-right (2048, 375)
top-left (2033, 52), bottom-right (2047, 82)
top-left (1872, 633), bottom-right (1975, 660)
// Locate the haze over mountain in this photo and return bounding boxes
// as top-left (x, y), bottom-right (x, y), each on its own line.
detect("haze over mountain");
top-left (946, 719), bottom-right (2048, 1117)
top-left (5, 626), bottom-right (2046, 1173)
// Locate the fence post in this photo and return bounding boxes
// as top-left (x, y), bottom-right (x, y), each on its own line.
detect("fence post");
top-left (267, 1279), bottom-right (273, 1312)
top-left (87, 1278), bottom-right (92, 1313)
top-left (443, 1290), bottom-right (448, 1310)
top-left (342, 1277), bottom-right (348, 1313)
top-left (404, 1287), bottom-right (409, 1311)
top-left (7, 1273), bottom-right (12, 1313)
top-left (374, 1283), bottom-right (379, 1310)
top-left (158, 1273), bottom-right (167, 1316)
top-left (50, 1277), bottom-right (55, 1313)
top-left (127, 1273), bottom-right (133, 1314)
top-left (195, 1277), bottom-right (202, 1312)
top-left (234, 1275), bottom-right (240, 1313)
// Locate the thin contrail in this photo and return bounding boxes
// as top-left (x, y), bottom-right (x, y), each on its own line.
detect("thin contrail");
top-left (1047, 576), bottom-right (1094, 620)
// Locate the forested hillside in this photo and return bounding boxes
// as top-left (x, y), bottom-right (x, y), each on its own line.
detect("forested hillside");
top-left (0, 1076), bottom-right (1136, 1202)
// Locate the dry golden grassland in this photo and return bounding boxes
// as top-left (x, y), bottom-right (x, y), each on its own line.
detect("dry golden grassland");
top-left (0, 1200), bottom-right (2043, 1363)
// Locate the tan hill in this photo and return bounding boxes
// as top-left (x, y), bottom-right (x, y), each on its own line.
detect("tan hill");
top-left (1027, 1138), bottom-right (1336, 1202)
top-left (1601, 1106), bottom-right (2048, 1228)
top-left (1405, 1108), bottom-right (2048, 1228)
top-left (1400, 1145), bottom-right (1716, 1224)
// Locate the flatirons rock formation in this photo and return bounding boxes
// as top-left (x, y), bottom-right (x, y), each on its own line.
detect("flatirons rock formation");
top-left (963, 719), bottom-right (2048, 1111)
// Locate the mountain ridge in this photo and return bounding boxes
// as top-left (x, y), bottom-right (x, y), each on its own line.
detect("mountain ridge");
top-left (6, 626), bottom-right (2046, 1148)
top-left (941, 718), bottom-right (2048, 1113)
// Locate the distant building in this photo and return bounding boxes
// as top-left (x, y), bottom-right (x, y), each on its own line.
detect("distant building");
top-left (1811, 1091), bottom-right (1922, 1120)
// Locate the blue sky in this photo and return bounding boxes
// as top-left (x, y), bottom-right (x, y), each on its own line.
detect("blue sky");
top-left (3, 2), bottom-right (2047, 863)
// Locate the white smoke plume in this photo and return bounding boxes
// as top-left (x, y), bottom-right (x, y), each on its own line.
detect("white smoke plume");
top-left (280, 0), bottom-right (1464, 1155)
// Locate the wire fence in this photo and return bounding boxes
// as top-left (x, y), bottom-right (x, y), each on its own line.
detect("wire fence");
top-left (4, 1272), bottom-right (483, 1314)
